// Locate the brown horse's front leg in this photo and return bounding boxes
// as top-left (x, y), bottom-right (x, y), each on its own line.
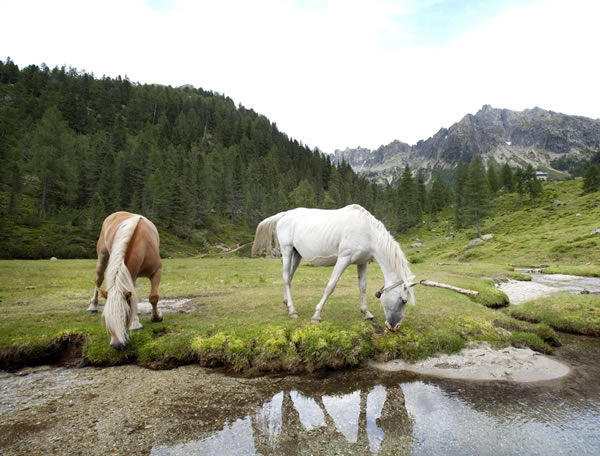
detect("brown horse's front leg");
top-left (149, 268), bottom-right (163, 322)
top-left (87, 251), bottom-right (109, 314)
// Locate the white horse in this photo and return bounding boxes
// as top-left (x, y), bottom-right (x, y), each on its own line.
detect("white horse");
top-left (252, 204), bottom-right (416, 331)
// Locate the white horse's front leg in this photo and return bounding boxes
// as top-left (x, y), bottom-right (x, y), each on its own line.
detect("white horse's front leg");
top-left (282, 247), bottom-right (299, 318)
top-left (311, 256), bottom-right (352, 323)
top-left (357, 263), bottom-right (375, 322)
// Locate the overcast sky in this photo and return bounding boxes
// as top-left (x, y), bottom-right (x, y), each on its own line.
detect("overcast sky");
top-left (2, 0), bottom-right (599, 153)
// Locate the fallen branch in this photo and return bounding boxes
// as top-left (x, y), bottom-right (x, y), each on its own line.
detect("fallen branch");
top-left (419, 280), bottom-right (479, 296)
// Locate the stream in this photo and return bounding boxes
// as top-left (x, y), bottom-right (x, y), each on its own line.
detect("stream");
top-left (1, 273), bottom-right (600, 455)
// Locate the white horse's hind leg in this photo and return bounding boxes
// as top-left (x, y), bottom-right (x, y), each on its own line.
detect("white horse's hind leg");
top-left (357, 263), bottom-right (375, 322)
top-left (311, 256), bottom-right (352, 323)
top-left (281, 246), bottom-right (299, 318)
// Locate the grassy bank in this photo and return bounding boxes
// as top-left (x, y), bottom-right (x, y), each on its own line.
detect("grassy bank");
top-left (0, 257), bottom-right (562, 372)
top-left (1, 179), bottom-right (599, 373)
top-left (506, 295), bottom-right (600, 336)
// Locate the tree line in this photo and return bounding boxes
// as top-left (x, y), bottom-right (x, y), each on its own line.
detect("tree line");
top-left (0, 58), bottom-right (565, 259)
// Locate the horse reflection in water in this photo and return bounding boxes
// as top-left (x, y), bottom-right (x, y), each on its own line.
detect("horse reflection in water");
top-left (152, 380), bottom-right (412, 455)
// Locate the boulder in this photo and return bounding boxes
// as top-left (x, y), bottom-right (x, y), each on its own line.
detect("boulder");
top-left (409, 242), bottom-right (424, 248)
top-left (481, 234), bottom-right (494, 240)
top-left (464, 238), bottom-right (484, 249)
top-left (552, 200), bottom-right (563, 206)
top-left (591, 228), bottom-right (600, 235)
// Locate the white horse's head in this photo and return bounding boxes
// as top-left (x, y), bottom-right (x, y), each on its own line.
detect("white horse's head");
top-left (102, 288), bottom-right (134, 350)
top-left (376, 280), bottom-right (416, 331)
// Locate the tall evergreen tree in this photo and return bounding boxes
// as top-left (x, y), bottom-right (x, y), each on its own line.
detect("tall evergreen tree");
top-left (31, 107), bottom-right (76, 217)
top-left (487, 163), bottom-right (500, 196)
top-left (464, 156), bottom-right (491, 237)
top-left (500, 163), bottom-right (514, 192)
top-left (454, 161), bottom-right (469, 229)
top-left (429, 173), bottom-right (446, 221)
top-left (583, 164), bottom-right (600, 193)
top-left (524, 164), bottom-right (543, 204)
top-left (397, 165), bottom-right (421, 232)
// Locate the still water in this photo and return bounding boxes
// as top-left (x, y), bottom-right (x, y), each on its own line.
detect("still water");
top-left (152, 335), bottom-right (600, 456)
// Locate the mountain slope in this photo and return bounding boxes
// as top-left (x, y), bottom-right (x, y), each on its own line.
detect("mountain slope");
top-left (334, 105), bottom-right (600, 183)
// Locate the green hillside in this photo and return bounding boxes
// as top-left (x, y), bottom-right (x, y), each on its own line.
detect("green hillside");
top-left (398, 178), bottom-right (600, 270)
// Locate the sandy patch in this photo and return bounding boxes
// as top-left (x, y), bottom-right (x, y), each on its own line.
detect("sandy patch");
top-left (371, 343), bottom-right (570, 382)
top-left (497, 280), bottom-right (563, 305)
top-left (137, 297), bottom-right (194, 315)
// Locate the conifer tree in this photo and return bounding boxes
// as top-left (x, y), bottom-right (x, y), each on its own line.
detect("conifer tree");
top-left (397, 165), bottom-right (421, 232)
top-left (454, 161), bottom-right (469, 229)
top-left (429, 173), bottom-right (446, 221)
top-left (583, 164), bottom-right (600, 193)
top-left (500, 163), bottom-right (514, 192)
top-left (487, 163), bottom-right (500, 196)
top-left (524, 164), bottom-right (543, 204)
top-left (31, 107), bottom-right (76, 217)
top-left (464, 156), bottom-right (491, 237)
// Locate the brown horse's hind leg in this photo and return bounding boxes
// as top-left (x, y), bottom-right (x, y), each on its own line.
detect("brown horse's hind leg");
top-left (87, 250), bottom-right (109, 314)
top-left (149, 268), bottom-right (163, 322)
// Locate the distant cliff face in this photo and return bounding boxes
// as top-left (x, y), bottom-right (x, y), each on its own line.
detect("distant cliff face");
top-left (333, 105), bottom-right (600, 183)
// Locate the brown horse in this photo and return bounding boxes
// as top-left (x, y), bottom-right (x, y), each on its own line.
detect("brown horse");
top-left (87, 212), bottom-right (162, 349)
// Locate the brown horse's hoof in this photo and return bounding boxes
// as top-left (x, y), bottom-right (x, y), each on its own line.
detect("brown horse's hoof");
top-left (86, 309), bottom-right (98, 314)
top-left (151, 316), bottom-right (163, 323)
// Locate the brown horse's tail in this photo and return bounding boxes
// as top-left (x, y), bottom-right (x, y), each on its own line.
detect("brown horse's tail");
top-left (252, 211), bottom-right (287, 257)
top-left (103, 216), bottom-right (141, 348)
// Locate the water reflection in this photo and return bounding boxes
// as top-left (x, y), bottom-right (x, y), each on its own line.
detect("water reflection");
top-left (152, 380), bottom-right (412, 455)
top-left (152, 337), bottom-right (600, 455)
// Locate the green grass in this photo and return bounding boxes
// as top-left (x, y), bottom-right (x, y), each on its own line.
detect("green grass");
top-left (506, 295), bottom-right (600, 336)
top-left (0, 256), bottom-right (558, 372)
top-left (0, 179), bottom-right (599, 372)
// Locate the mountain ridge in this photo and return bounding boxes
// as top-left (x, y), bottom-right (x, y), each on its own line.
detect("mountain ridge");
top-left (333, 105), bottom-right (600, 183)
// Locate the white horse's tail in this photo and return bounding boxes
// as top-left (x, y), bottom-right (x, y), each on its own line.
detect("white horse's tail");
top-left (103, 216), bottom-right (141, 347)
top-left (252, 211), bottom-right (287, 256)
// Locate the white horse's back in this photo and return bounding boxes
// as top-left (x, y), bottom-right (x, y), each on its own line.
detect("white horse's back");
top-left (276, 205), bottom-right (374, 266)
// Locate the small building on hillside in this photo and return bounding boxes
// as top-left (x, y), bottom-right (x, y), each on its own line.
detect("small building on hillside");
top-left (536, 171), bottom-right (548, 181)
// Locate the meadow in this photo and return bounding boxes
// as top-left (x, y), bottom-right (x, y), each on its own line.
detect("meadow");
top-left (0, 179), bottom-right (599, 373)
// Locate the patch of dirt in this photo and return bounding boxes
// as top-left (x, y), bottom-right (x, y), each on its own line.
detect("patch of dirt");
top-left (371, 342), bottom-right (571, 382)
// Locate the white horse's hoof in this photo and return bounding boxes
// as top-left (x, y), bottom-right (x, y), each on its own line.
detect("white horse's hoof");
top-left (86, 309), bottom-right (98, 314)
top-left (290, 312), bottom-right (298, 318)
top-left (311, 317), bottom-right (321, 324)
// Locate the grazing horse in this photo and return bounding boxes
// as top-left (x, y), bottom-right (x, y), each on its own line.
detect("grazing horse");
top-left (87, 212), bottom-right (163, 349)
top-left (252, 204), bottom-right (416, 331)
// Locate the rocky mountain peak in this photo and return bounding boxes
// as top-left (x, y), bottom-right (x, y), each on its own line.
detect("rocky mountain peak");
top-left (333, 105), bottom-right (600, 184)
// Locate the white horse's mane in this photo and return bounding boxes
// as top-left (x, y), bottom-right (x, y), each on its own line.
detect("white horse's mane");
top-left (103, 216), bottom-right (141, 344)
top-left (352, 205), bottom-right (416, 304)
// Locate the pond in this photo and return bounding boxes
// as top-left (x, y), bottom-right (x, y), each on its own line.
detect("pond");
top-left (150, 335), bottom-right (600, 456)
top-left (2, 335), bottom-right (598, 455)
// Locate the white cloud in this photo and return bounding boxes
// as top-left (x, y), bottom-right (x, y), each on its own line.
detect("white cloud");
top-left (1, 0), bottom-right (599, 153)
